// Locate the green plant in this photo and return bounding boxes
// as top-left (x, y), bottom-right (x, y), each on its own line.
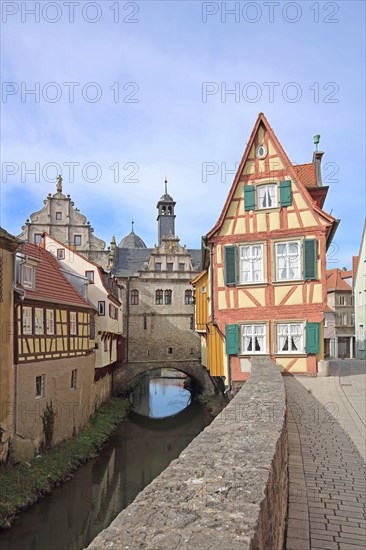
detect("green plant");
top-left (40, 401), bottom-right (55, 452)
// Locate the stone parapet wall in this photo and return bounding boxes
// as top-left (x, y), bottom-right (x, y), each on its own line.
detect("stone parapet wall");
top-left (87, 357), bottom-right (288, 550)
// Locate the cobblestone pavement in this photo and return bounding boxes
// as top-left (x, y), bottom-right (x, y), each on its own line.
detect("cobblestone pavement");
top-left (285, 360), bottom-right (366, 550)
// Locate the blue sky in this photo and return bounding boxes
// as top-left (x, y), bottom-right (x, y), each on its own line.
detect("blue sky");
top-left (1, 0), bottom-right (365, 268)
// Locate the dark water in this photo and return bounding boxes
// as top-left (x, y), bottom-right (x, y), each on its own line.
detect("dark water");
top-left (0, 370), bottom-right (211, 550)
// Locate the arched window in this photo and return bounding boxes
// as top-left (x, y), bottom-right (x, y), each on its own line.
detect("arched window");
top-left (165, 289), bottom-right (172, 305)
top-left (155, 289), bottom-right (163, 305)
top-left (185, 289), bottom-right (193, 305)
top-left (131, 289), bottom-right (139, 305)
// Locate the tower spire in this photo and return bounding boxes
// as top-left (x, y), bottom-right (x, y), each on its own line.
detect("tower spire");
top-left (131, 220), bottom-right (134, 233)
top-left (164, 176), bottom-right (167, 196)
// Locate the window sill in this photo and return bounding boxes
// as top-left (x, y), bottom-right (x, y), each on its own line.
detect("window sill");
top-left (255, 207), bottom-right (281, 213)
top-left (239, 353), bottom-right (270, 357)
top-left (236, 282), bottom-right (268, 288)
top-left (272, 279), bottom-right (305, 286)
top-left (273, 353), bottom-right (307, 357)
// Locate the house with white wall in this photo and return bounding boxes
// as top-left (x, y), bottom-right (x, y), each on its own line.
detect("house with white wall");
top-left (354, 220), bottom-right (366, 359)
top-left (42, 233), bottom-right (125, 403)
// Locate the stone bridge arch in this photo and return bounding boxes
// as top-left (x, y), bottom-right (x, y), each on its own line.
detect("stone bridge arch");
top-left (113, 360), bottom-right (216, 396)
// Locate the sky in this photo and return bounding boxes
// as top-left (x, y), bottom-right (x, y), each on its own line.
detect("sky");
top-left (1, 0), bottom-right (365, 269)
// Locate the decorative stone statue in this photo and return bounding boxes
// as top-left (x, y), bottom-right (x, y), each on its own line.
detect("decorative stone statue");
top-left (56, 175), bottom-right (63, 193)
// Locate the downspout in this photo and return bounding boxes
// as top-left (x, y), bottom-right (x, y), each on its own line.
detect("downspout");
top-left (125, 277), bottom-right (131, 364)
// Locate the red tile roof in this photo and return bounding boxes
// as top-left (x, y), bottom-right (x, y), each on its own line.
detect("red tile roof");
top-left (18, 243), bottom-right (93, 309)
top-left (325, 305), bottom-right (335, 313)
top-left (293, 163), bottom-right (317, 187)
top-left (326, 268), bottom-right (352, 292)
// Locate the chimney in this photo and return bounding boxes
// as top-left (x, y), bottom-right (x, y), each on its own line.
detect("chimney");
top-left (312, 134), bottom-right (324, 186)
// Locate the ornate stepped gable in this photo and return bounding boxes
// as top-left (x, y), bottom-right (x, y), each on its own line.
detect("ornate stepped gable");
top-left (18, 176), bottom-right (108, 267)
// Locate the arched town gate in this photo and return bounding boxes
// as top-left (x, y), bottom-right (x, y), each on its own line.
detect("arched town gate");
top-left (113, 360), bottom-right (216, 396)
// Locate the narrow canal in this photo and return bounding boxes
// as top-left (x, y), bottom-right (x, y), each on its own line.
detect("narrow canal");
top-left (0, 369), bottom-right (213, 550)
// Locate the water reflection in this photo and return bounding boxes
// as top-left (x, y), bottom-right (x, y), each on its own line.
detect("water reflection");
top-left (131, 369), bottom-right (191, 418)
top-left (0, 370), bottom-right (211, 550)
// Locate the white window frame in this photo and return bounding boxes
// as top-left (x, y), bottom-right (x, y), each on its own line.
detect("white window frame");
top-left (57, 248), bottom-right (65, 260)
top-left (34, 234), bottom-right (42, 244)
top-left (22, 306), bottom-right (32, 335)
top-left (46, 309), bottom-right (55, 335)
top-left (275, 241), bottom-right (301, 281)
top-left (341, 314), bottom-right (347, 326)
top-left (98, 301), bottom-right (105, 316)
top-left (339, 296), bottom-right (345, 305)
top-left (241, 324), bottom-right (267, 354)
top-left (70, 311), bottom-right (77, 335)
top-left (277, 323), bottom-right (304, 354)
top-left (239, 244), bottom-right (264, 284)
top-left (74, 235), bottom-right (81, 246)
top-left (22, 264), bottom-right (35, 289)
top-left (35, 374), bottom-right (45, 398)
top-left (257, 184), bottom-right (277, 209)
top-left (34, 308), bottom-right (44, 335)
top-left (56, 211), bottom-right (62, 220)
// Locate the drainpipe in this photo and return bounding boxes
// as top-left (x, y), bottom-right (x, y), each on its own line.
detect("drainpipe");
top-left (125, 277), bottom-right (131, 364)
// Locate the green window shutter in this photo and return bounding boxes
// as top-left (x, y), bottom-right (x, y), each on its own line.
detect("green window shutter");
top-left (244, 185), bottom-right (255, 211)
top-left (224, 245), bottom-right (237, 286)
top-left (303, 239), bottom-right (317, 280)
top-left (279, 180), bottom-right (292, 207)
top-left (305, 322), bottom-right (320, 354)
top-left (226, 324), bottom-right (239, 355)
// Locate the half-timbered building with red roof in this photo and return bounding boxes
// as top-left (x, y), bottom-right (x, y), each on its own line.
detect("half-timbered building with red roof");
top-left (194, 113), bottom-right (338, 388)
top-left (13, 242), bottom-right (96, 458)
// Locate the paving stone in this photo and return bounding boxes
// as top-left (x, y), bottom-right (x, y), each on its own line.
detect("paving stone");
top-left (285, 361), bottom-right (366, 550)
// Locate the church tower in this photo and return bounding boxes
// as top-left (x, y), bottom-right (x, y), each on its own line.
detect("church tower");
top-left (156, 178), bottom-right (176, 244)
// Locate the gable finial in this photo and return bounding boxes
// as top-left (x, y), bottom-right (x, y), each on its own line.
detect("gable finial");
top-left (56, 174), bottom-right (62, 193)
top-left (164, 175), bottom-right (168, 195)
top-left (313, 134), bottom-right (320, 151)
top-left (131, 219), bottom-right (134, 232)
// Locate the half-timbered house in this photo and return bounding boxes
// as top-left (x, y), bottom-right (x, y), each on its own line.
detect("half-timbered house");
top-left (13, 242), bottom-right (96, 458)
top-left (42, 233), bottom-right (124, 404)
top-left (194, 113), bottom-right (338, 388)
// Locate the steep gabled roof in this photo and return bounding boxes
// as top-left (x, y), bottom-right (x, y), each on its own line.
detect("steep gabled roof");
top-left (207, 112), bottom-right (337, 241)
top-left (42, 233), bottom-right (121, 306)
top-left (326, 268), bottom-right (352, 292)
top-left (293, 163), bottom-right (317, 187)
top-left (18, 242), bottom-right (93, 309)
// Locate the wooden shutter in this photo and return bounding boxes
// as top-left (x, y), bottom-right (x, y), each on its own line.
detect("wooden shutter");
top-left (244, 185), bottom-right (255, 211)
top-left (303, 239), bottom-right (317, 280)
top-left (279, 180), bottom-right (292, 206)
top-left (224, 246), bottom-right (237, 286)
top-left (226, 324), bottom-right (239, 355)
top-left (305, 322), bottom-right (320, 354)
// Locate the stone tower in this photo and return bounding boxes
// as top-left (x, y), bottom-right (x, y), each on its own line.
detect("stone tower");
top-left (156, 178), bottom-right (176, 244)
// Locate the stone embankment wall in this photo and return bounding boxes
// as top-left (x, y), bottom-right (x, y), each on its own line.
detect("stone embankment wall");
top-left (87, 357), bottom-right (288, 550)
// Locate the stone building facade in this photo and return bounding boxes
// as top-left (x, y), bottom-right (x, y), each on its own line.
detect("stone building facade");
top-left (18, 176), bottom-right (109, 268)
top-left (0, 228), bottom-right (20, 463)
top-left (110, 184), bottom-right (201, 372)
top-left (324, 268), bottom-right (355, 358)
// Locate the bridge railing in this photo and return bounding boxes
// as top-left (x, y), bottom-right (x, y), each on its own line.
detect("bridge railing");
top-left (87, 357), bottom-right (288, 550)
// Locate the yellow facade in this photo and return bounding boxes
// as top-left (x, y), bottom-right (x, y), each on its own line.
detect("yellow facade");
top-left (192, 270), bottom-right (209, 331)
top-left (207, 323), bottom-right (225, 377)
